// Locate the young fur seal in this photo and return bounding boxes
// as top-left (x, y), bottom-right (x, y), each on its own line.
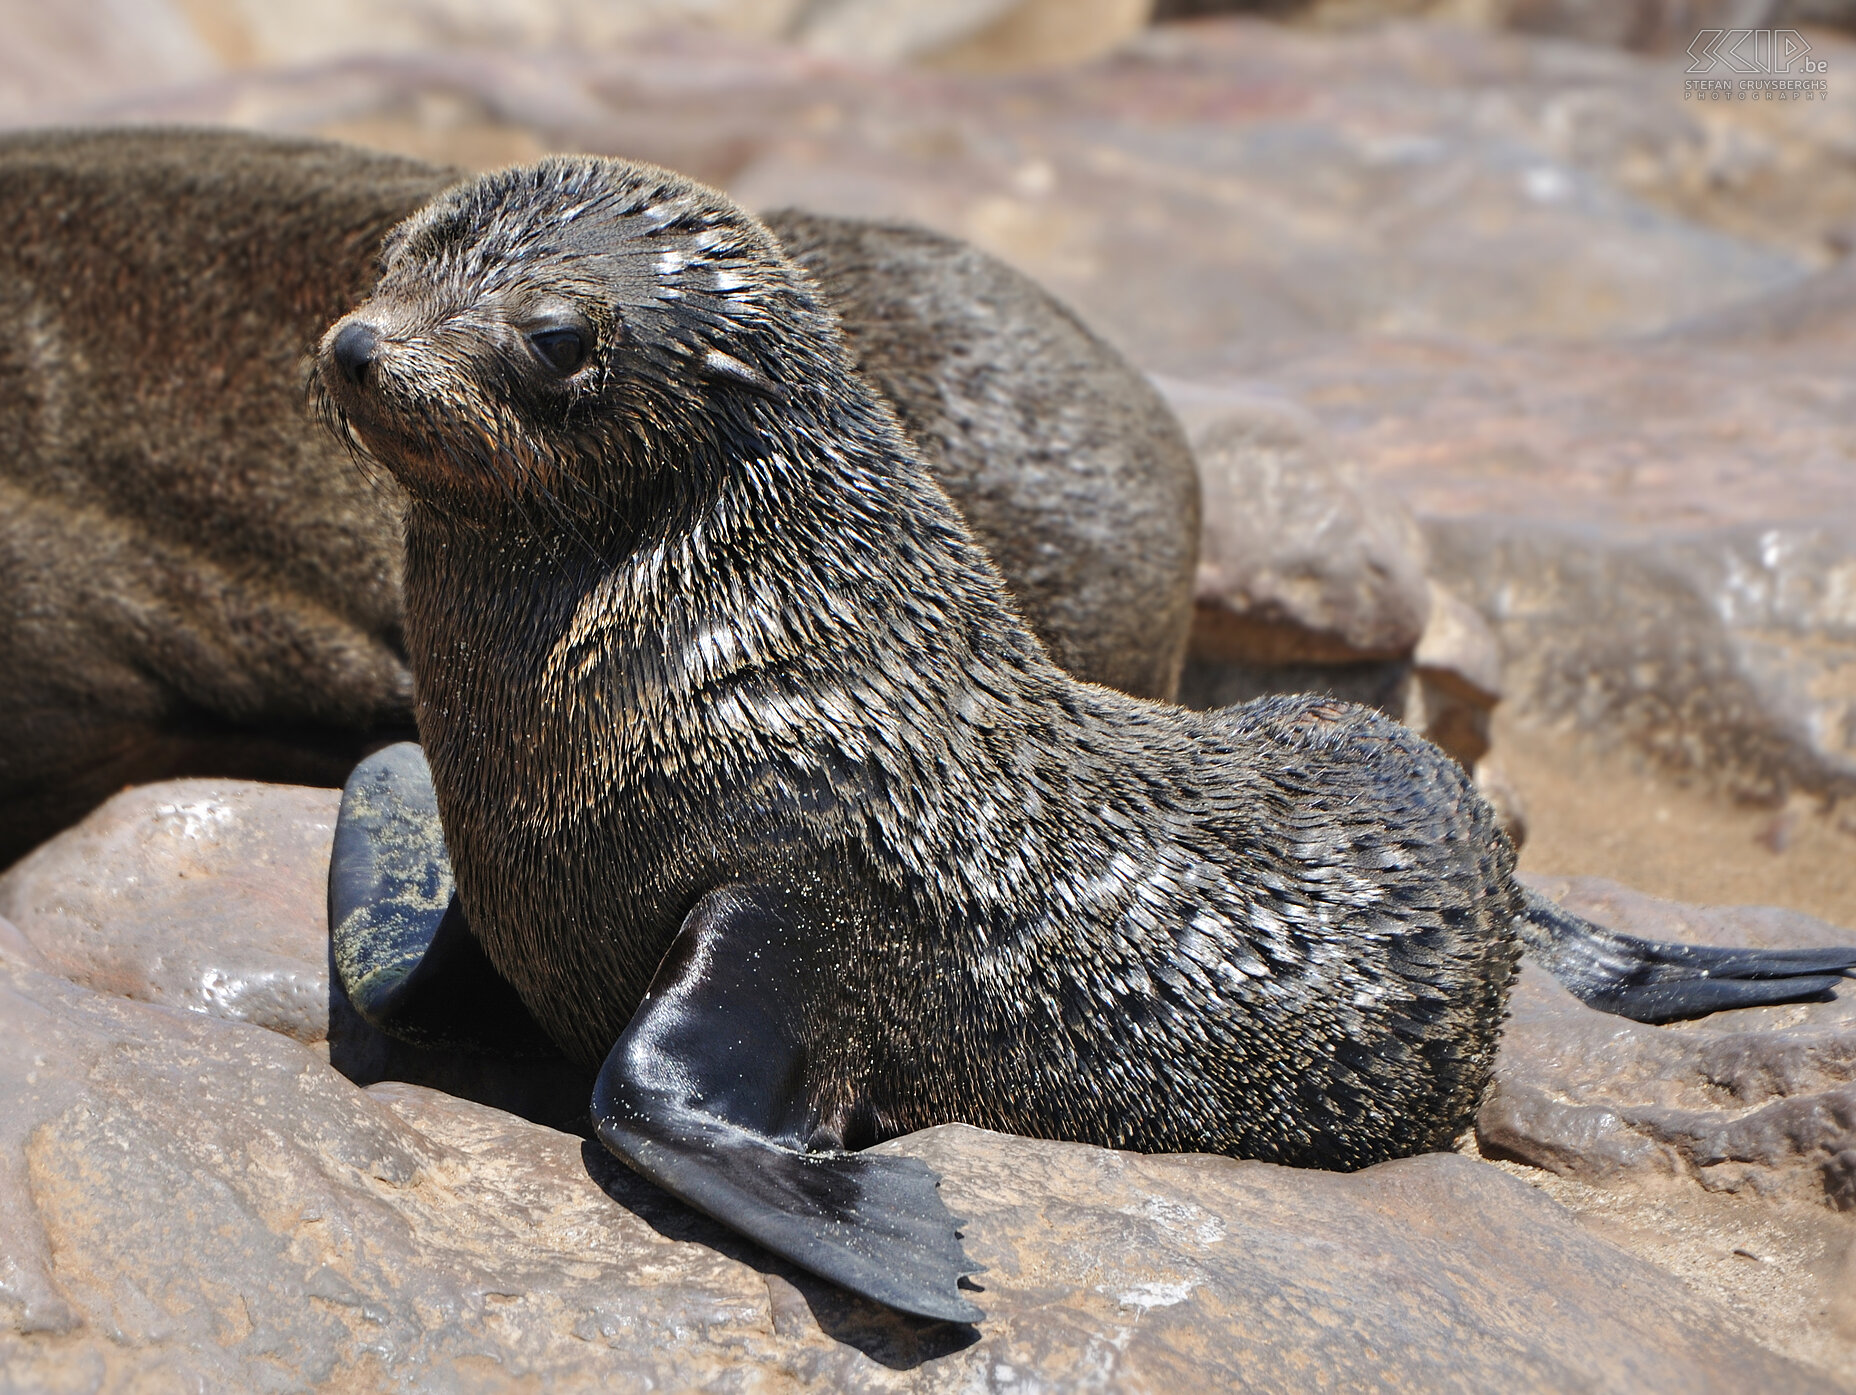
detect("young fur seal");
top-left (318, 157), bottom-right (1856, 1322)
top-left (0, 127), bottom-right (1194, 866)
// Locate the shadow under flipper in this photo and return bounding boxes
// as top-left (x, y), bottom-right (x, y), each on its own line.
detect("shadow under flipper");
top-left (329, 964), bottom-right (596, 1135)
top-left (580, 1139), bottom-right (982, 1369)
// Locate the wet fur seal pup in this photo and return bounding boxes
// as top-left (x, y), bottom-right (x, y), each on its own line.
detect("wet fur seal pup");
top-left (317, 156), bottom-right (1856, 1322)
top-left (0, 127), bottom-right (1195, 866)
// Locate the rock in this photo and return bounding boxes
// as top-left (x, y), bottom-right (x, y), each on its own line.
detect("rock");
top-left (1407, 580), bottom-right (1505, 770)
top-left (792, 0), bottom-right (1024, 65)
top-left (1167, 387), bottom-right (1422, 727)
top-left (0, 0), bottom-right (1150, 128)
top-left (0, 781), bottom-right (338, 1044)
top-left (1180, 394), bottom-right (1431, 667)
top-left (0, 945), bottom-right (1829, 1389)
top-left (1476, 873), bottom-right (1856, 1384)
top-left (1483, 874), bottom-right (1856, 1206)
top-left (0, 776), bottom-right (597, 1130)
top-left (46, 21), bottom-right (1827, 362)
top-left (1427, 519), bottom-right (1856, 806)
top-left (1166, 389), bottom-right (1504, 776)
top-left (1472, 754), bottom-right (1529, 848)
top-left (1194, 317), bottom-right (1856, 805)
top-left (0, 0), bottom-right (807, 122)
top-left (1155, 1), bottom-right (1856, 51)
top-left (5, 777), bottom-right (1851, 1384)
top-left (906, 0), bottom-right (1156, 72)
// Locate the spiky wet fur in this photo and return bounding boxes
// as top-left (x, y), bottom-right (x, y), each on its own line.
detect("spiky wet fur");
top-left (317, 156), bottom-right (1521, 1170)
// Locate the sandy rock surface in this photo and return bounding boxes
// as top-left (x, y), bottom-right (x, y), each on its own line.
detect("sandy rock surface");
top-left (0, 779), bottom-right (1852, 1389)
top-left (1478, 874), bottom-right (1856, 1385)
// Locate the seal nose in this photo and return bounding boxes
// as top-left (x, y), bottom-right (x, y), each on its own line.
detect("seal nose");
top-left (331, 321), bottom-right (380, 388)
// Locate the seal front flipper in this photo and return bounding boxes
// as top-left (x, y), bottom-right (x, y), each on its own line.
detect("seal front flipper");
top-left (329, 742), bottom-right (553, 1053)
top-left (592, 884), bottom-right (982, 1324)
top-left (1520, 888), bottom-right (1856, 1023)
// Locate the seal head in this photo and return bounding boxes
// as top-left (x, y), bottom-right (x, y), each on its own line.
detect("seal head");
top-left (320, 160), bottom-right (835, 531)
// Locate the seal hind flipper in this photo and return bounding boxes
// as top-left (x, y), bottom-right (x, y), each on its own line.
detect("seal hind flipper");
top-left (592, 884), bottom-right (983, 1324)
top-left (329, 742), bottom-right (554, 1053)
top-left (1519, 888), bottom-right (1856, 1023)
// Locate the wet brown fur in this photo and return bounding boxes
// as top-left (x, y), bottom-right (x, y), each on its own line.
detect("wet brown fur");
top-left (319, 157), bottom-right (1520, 1167)
top-left (0, 128), bottom-right (1196, 866)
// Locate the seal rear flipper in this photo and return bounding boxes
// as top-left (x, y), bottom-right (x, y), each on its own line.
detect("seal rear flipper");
top-left (329, 742), bottom-right (553, 1054)
top-left (1519, 887), bottom-right (1856, 1024)
top-left (592, 884), bottom-right (982, 1324)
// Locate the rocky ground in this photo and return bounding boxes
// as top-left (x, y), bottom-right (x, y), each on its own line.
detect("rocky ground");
top-left (0, 780), bottom-right (1848, 1391)
top-left (4, 4), bottom-right (1856, 1391)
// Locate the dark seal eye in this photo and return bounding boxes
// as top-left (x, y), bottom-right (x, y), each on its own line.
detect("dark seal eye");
top-left (527, 325), bottom-right (588, 376)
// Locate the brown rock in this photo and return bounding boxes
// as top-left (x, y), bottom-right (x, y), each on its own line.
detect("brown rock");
top-left (3, 775), bottom-right (1850, 1386)
top-left (914, 0), bottom-right (1155, 72)
top-left (1482, 874), bottom-right (1856, 1208)
top-left (1216, 323), bottom-right (1856, 804)
top-left (1182, 396), bottom-right (1431, 666)
top-left (1476, 873), bottom-right (1856, 1384)
top-left (1167, 390), bottom-right (1504, 776)
top-left (1427, 518), bottom-right (1856, 805)
top-left (0, 776), bottom-right (596, 1129)
top-left (1171, 393), bottom-right (1425, 724)
top-left (0, 780), bottom-right (337, 1044)
top-left (1407, 580), bottom-right (1505, 770)
top-left (1156, 1), bottom-right (1856, 53)
top-left (47, 21), bottom-right (1827, 362)
top-left (0, 938), bottom-right (1830, 1391)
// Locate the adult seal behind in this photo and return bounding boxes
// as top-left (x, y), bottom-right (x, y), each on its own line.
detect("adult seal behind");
top-left (317, 157), bottom-right (1856, 1321)
top-left (0, 127), bottom-right (1196, 866)
top-left (772, 211), bottom-right (1198, 702)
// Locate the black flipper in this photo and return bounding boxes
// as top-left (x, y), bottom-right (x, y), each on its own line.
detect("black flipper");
top-left (329, 742), bottom-right (553, 1054)
top-left (592, 884), bottom-right (982, 1324)
top-left (1519, 887), bottom-right (1856, 1023)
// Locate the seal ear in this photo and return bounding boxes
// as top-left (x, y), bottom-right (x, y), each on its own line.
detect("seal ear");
top-left (699, 347), bottom-right (789, 401)
top-left (592, 884), bottom-right (983, 1323)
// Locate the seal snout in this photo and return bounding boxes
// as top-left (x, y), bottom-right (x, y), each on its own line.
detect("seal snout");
top-left (330, 320), bottom-right (381, 388)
